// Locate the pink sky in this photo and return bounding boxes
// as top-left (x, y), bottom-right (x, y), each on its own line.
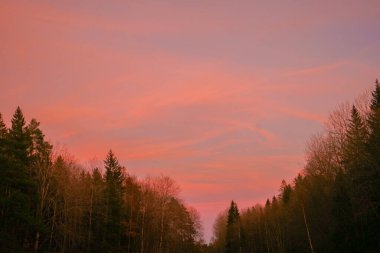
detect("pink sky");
top-left (1, 0), bottom-right (380, 242)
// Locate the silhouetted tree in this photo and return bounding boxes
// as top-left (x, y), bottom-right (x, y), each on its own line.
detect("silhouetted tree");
top-left (226, 201), bottom-right (241, 253)
top-left (211, 80), bottom-right (380, 253)
top-left (0, 107), bottom-right (204, 253)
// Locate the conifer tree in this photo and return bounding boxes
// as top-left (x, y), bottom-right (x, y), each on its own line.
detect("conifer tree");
top-left (104, 150), bottom-right (125, 252)
top-left (25, 118), bottom-right (54, 252)
top-left (1, 107), bottom-right (37, 252)
top-left (226, 201), bottom-right (241, 253)
top-left (361, 80), bottom-right (380, 250)
top-left (367, 79), bottom-right (380, 164)
top-left (343, 105), bottom-right (368, 171)
top-left (27, 118), bottom-right (52, 160)
top-left (0, 109), bottom-right (204, 253)
top-left (280, 180), bottom-right (292, 204)
top-left (9, 106), bottom-right (31, 163)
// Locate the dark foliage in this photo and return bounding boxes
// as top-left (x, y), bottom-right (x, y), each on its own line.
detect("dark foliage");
top-left (0, 108), bottom-right (204, 253)
top-left (210, 80), bottom-right (380, 253)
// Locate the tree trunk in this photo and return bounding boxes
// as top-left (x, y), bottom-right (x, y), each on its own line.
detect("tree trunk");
top-left (34, 232), bottom-right (40, 252)
top-left (127, 202), bottom-right (133, 253)
top-left (302, 205), bottom-right (314, 253)
top-left (159, 203), bottom-right (165, 253)
top-left (140, 206), bottom-right (145, 253)
top-left (87, 185), bottom-right (94, 252)
top-left (49, 201), bottom-right (57, 252)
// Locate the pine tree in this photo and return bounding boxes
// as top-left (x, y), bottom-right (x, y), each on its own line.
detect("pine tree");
top-left (104, 150), bottom-right (125, 252)
top-left (367, 79), bottom-right (380, 163)
top-left (280, 180), bottom-right (292, 204)
top-left (367, 80), bottom-right (380, 197)
top-left (25, 118), bottom-right (54, 252)
top-left (105, 150), bottom-right (124, 187)
top-left (361, 80), bottom-right (380, 250)
top-left (9, 106), bottom-right (31, 163)
top-left (226, 200), bottom-right (241, 253)
top-left (27, 118), bottom-right (52, 160)
top-left (343, 105), bottom-right (368, 171)
top-left (0, 107), bottom-right (37, 252)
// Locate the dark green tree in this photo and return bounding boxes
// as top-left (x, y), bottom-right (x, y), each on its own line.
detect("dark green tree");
top-left (9, 106), bottom-right (31, 163)
top-left (103, 150), bottom-right (125, 252)
top-left (0, 107), bottom-right (37, 252)
top-left (280, 180), bottom-right (292, 205)
top-left (226, 200), bottom-right (241, 253)
top-left (26, 118), bottom-right (54, 252)
top-left (88, 167), bottom-right (106, 252)
top-left (27, 118), bottom-right (52, 160)
top-left (331, 169), bottom-right (355, 252)
top-left (0, 108), bottom-right (205, 253)
top-left (343, 105), bottom-right (369, 171)
top-left (367, 79), bottom-right (380, 172)
top-left (362, 80), bottom-right (380, 250)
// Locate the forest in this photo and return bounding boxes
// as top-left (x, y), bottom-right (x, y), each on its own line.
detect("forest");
top-left (210, 81), bottom-right (380, 253)
top-left (1, 81), bottom-right (380, 253)
top-left (0, 108), bottom-right (204, 252)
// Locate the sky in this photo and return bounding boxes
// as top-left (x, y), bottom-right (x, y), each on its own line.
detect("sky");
top-left (1, 0), bottom-right (380, 242)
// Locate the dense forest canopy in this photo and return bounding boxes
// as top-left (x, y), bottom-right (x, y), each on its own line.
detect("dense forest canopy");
top-left (1, 80), bottom-right (380, 253)
top-left (0, 108), bottom-right (205, 253)
top-left (210, 80), bottom-right (380, 253)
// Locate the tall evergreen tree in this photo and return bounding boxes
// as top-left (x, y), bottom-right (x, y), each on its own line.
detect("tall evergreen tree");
top-left (344, 105), bottom-right (368, 170)
top-left (1, 108), bottom-right (204, 253)
top-left (27, 118), bottom-right (52, 160)
top-left (9, 106), bottom-right (31, 163)
top-left (342, 106), bottom-right (370, 250)
top-left (0, 107), bottom-right (37, 252)
top-left (26, 118), bottom-right (54, 252)
top-left (362, 80), bottom-right (380, 250)
top-left (104, 150), bottom-right (125, 252)
top-left (280, 180), bottom-right (292, 205)
top-left (226, 201), bottom-right (241, 253)
top-left (367, 79), bottom-right (380, 164)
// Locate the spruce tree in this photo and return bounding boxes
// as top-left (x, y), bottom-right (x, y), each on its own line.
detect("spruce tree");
top-left (367, 79), bottom-right (380, 161)
top-left (0, 107), bottom-right (37, 252)
top-left (27, 118), bottom-right (52, 160)
top-left (362, 80), bottom-right (380, 250)
top-left (280, 180), bottom-right (292, 204)
top-left (9, 106), bottom-right (31, 163)
top-left (344, 105), bottom-right (368, 170)
top-left (226, 200), bottom-right (241, 253)
top-left (104, 150), bottom-right (125, 252)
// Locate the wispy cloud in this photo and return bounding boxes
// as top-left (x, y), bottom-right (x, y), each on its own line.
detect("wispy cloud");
top-left (1, 0), bottom-right (379, 242)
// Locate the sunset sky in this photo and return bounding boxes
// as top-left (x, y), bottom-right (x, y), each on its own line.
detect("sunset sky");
top-left (1, 0), bottom-right (380, 241)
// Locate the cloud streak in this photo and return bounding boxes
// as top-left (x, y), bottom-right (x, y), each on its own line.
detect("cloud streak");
top-left (1, 0), bottom-right (379, 242)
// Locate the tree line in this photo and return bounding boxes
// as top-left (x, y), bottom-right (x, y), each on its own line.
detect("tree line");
top-left (210, 80), bottom-right (380, 253)
top-left (0, 107), bottom-right (204, 253)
